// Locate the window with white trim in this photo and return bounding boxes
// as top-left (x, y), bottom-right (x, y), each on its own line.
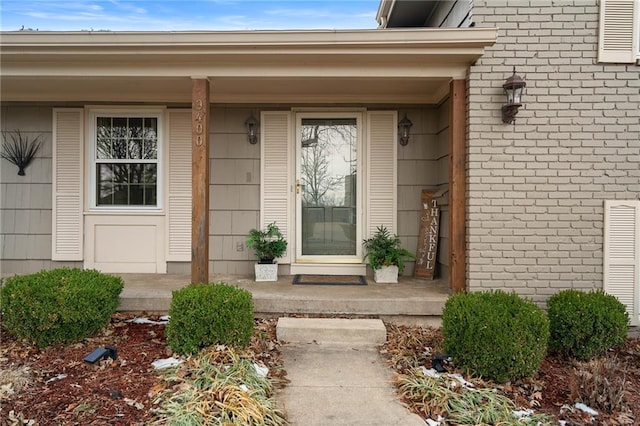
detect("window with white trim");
top-left (90, 110), bottom-right (163, 208)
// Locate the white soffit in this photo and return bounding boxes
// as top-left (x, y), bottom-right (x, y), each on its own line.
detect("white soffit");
top-left (0, 28), bottom-right (496, 104)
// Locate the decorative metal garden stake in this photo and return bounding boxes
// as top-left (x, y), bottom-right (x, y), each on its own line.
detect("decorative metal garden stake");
top-left (1, 130), bottom-right (42, 176)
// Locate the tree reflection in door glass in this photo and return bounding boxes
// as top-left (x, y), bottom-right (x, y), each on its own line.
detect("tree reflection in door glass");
top-left (300, 118), bottom-right (357, 256)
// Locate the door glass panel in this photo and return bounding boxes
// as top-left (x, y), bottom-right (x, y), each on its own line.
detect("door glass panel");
top-left (300, 118), bottom-right (357, 256)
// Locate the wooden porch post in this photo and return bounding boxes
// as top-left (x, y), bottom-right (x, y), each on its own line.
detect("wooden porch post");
top-left (449, 79), bottom-right (466, 293)
top-left (191, 78), bottom-right (210, 283)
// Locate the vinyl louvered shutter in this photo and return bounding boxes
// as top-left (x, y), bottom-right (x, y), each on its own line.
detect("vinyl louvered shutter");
top-left (52, 109), bottom-right (84, 261)
top-left (261, 111), bottom-right (292, 263)
top-left (604, 200), bottom-right (640, 326)
top-left (166, 109), bottom-right (192, 261)
top-left (598, 0), bottom-right (637, 63)
top-left (366, 111), bottom-right (397, 237)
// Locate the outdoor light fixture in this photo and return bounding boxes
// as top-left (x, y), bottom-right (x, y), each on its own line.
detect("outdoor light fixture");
top-left (245, 113), bottom-right (259, 144)
top-left (84, 346), bottom-right (117, 364)
top-left (432, 354), bottom-right (451, 373)
top-left (501, 67), bottom-right (526, 124)
top-left (398, 114), bottom-right (413, 146)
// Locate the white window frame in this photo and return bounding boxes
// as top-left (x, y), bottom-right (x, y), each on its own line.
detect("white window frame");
top-left (87, 107), bottom-right (165, 212)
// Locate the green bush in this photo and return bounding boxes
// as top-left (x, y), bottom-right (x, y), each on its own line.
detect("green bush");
top-left (0, 268), bottom-right (123, 348)
top-left (547, 289), bottom-right (628, 360)
top-left (442, 290), bottom-right (549, 383)
top-left (166, 283), bottom-right (254, 355)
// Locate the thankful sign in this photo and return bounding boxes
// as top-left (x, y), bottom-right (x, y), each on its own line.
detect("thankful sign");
top-left (415, 190), bottom-right (440, 280)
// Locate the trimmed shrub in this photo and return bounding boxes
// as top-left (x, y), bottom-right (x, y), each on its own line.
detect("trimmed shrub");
top-left (0, 268), bottom-right (123, 348)
top-left (166, 283), bottom-right (254, 355)
top-left (442, 290), bottom-right (549, 383)
top-left (547, 289), bottom-right (628, 360)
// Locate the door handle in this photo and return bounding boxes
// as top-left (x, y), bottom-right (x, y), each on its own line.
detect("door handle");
top-left (296, 180), bottom-right (301, 194)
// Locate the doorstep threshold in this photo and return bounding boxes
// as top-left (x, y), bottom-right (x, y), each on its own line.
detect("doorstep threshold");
top-left (289, 263), bottom-right (366, 276)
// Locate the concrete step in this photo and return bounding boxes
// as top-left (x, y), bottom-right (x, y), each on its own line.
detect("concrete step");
top-left (276, 317), bottom-right (387, 345)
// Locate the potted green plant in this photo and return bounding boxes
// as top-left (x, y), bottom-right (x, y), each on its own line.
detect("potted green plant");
top-left (246, 222), bottom-right (287, 281)
top-left (363, 225), bottom-right (414, 283)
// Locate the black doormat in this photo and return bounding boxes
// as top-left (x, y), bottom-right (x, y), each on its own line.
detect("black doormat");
top-left (292, 274), bottom-right (367, 286)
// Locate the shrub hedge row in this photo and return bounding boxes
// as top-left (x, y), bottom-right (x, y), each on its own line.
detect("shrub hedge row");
top-left (2, 267), bottom-right (630, 378)
top-left (442, 289), bottom-right (629, 383)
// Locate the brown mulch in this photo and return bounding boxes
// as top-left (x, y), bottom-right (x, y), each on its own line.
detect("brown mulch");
top-left (2, 316), bottom-right (639, 425)
top-left (382, 324), bottom-right (640, 425)
top-left (0, 314), bottom-right (284, 425)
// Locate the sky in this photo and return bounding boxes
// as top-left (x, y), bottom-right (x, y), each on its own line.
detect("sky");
top-left (0, 0), bottom-right (381, 32)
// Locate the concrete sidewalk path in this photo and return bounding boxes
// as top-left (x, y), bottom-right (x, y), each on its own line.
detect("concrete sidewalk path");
top-left (276, 318), bottom-right (425, 426)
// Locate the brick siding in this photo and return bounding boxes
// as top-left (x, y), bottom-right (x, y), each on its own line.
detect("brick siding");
top-left (468, 0), bottom-right (640, 303)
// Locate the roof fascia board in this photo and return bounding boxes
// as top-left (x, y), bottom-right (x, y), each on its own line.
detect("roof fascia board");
top-left (0, 28), bottom-right (497, 79)
top-left (0, 28), bottom-right (496, 51)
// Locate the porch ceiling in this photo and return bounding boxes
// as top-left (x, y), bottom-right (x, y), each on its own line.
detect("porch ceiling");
top-left (0, 28), bottom-right (496, 105)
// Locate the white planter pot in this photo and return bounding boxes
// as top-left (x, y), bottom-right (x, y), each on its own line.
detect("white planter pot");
top-left (255, 262), bottom-right (278, 282)
top-left (374, 265), bottom-right (399, 283)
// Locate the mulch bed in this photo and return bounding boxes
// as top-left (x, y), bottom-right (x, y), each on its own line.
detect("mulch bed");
top-left (382, 324), bottom-right (640, 425)
top-left (2, 316), bottom-right (639, 425)
top-left (0, 314), bottom-right (283, 425)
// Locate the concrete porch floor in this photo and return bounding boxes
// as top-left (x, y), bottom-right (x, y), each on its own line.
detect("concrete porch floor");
top-left (117, 273), bottom-right (450, 326)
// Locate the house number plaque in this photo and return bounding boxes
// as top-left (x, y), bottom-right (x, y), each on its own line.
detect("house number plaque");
top-left (414, 190), bottom-right (440, 280)
top-left (193, 99), bottom-right (204, 146)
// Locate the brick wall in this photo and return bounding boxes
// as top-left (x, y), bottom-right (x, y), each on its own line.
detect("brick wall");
top-left (468, 0), bottom-right (640, 303)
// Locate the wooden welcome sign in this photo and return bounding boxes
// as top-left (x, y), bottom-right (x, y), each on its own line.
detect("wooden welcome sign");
top-left (414, 190), bottom-right (440, 280)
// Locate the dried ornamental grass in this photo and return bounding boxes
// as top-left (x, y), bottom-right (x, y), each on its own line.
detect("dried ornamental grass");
top-left (0, 366), bottom-right (32, 398)
top-left (152, 346), bottom-right (286, 425)
top-left (381, 325), bottom-right (443, 373)
top-left (395, 369), bottom-right (555, 425)
top-left (569, 356), bottom-right (628, 414)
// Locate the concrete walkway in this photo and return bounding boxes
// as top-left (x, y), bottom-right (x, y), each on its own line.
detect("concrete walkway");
top-left (276, 318), bottom-right (425, 426)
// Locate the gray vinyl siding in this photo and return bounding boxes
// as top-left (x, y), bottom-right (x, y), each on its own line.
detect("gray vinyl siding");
top-left (424, 0), bottom-right (473, 28)
top-left (208, 106), bottom-right (261, 275)
top-left (208, 105), bottom-right (448, 276)
top-left (397, 104), bottom-right (449, 278)
top-left (0, 106), bottom-right (54, 274)
top-left (2, 104), bottom-right (447, 278)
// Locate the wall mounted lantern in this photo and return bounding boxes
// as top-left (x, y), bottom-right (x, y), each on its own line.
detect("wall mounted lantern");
top-left (245, 114), bottom-right (259, 144)
top-left (398, 114), bottom-right (413, 146)
top-left (501, 67), bottom-right (526, 124)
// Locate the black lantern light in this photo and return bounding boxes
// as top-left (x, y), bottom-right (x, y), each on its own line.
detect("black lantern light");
top-left (398, 114), bottom-right (413, 146)
top-left (245, 113), bottom-right (259, 144)
top-left (502, 67), bottom-right (526, 124)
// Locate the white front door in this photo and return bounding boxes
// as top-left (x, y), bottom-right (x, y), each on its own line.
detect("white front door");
top-left (295, 112), bottom-right (363, 265)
